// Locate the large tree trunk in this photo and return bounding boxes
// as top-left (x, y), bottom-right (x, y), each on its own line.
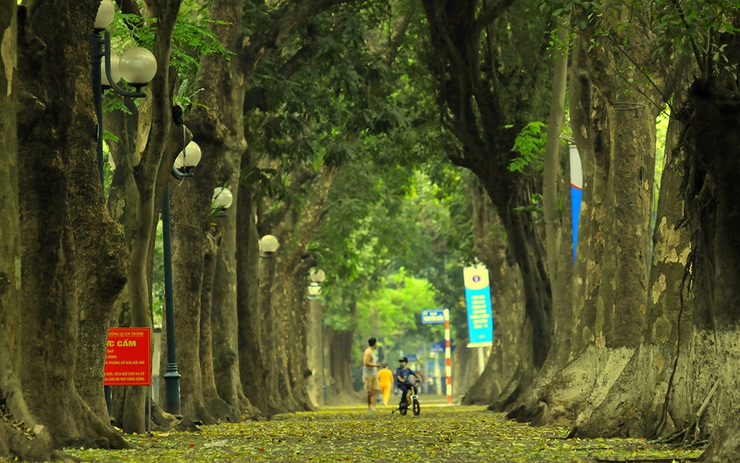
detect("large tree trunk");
top-left (539, 3), bottom-right (663, 429)
top-left (573, 97), bottom-right (693, 438)
top-left (501, 19), bottom-right (574, 423)
top-left (679, 77), bottom-right (740, 460)
top-left (462, 183), bottom-right (527, 405)
top-left (115, 0), bottom-right (182, 433)
top-left (0, 5), bottom-right (55, 459)
top-left (181, 0), bottom-right (255, 422)
top-left (325, 327), bottom-right (356, 403)
top-left (16, 0), bottom-right (129, 448)
top-left (260, 165), bottom-right (338, 414)
top-left (421, 1), bottom-right (554, 403)
top-left (200, 232), bottom-right (239, 421)
top-left (237, 175), bottom-right (268, 414)
top-left (211, 208), bottom-right (254, 417)
top-left (169, 178), bottom-right (212, 423)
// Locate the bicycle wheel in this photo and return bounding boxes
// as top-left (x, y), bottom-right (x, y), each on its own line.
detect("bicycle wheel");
top-left (412, 398), bottom-right (420, 415)
top-left (399, 403), bottom-right (407, 416)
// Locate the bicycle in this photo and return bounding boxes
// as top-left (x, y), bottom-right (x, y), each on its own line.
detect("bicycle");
top-left (392, 374), bottom-right (421, 416)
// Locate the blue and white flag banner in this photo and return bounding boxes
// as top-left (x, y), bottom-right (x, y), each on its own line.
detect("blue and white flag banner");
top-left (569, 144), bottom-right (583, 263)
top-left (463, 265), bottom-right (493, 348)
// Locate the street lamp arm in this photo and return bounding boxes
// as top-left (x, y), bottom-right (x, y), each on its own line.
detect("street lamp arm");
top-left (102, 31), bottom-right (147, 98)
top-left (171, 165), bottom-right (193, 181)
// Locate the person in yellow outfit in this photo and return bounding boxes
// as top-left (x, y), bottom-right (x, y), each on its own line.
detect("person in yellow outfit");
top-left (377, 364), bottom-right (394, 406)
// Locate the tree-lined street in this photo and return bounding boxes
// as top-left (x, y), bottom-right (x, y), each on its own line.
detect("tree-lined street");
top-left (3, 0), bottom-right (740, 461)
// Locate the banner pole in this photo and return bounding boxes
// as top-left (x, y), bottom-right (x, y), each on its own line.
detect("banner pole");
top-left (147, 385), bottom-right (152, 434)
top-left (444, 308), bottom-right (452, 405)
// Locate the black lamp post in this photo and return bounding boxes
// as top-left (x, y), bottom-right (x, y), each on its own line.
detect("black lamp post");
top-left (92, 0), bottom-right (156, 184)
top-left (162, 140), bottom-right (202, 416)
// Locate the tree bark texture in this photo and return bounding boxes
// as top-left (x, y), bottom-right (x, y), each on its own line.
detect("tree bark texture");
top-left (183, 0), bottom-right (253, 421)
top-left (118, 0), bottom-right (183, 434)
top-left (543, 2), bottom-right (665, 432)
top-left (169, 178), bottom-right (211, 423)
top-left (0, 4), bottom-right (55, 459)
top-left (325, 326), bottom-right (356, 403)
top-left (421, 0), bottom-right (554, 386)
top-left (259, 164), bottom-right (338, 414)
top-left (678, 73), bottom-right (740, 457)
top-left (236, 176), bottom-right (268, 414)
top-left (462, 183), bottom-right (527, 406)
top-left (574, 112), bottom-right (693, 438)
top-left (200, 232), bottom-right (239, 421)
top-left (503, 18), bottom-right (575, 424)
top-left (16, 0), bottom-right (129, 448)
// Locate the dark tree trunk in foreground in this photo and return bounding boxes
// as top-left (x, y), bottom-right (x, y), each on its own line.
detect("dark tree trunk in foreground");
top-left (680, 79), bottom-right (740, 462)
top-left (17, 1), bottom-right (128, 449)
top-left (0, 4), bottom-right (54, 459)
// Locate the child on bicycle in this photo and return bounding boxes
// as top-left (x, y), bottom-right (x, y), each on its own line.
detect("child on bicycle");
top-left (394, 356), bottom-right (421, 407)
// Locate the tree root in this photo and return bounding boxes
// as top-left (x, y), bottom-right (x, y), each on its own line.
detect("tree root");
top-left (0, 402), bottom-right (53, 461)
top-left (656, 380), bottom-right (717, 448)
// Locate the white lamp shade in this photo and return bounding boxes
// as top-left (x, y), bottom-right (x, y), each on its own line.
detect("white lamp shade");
top-left (101, 52), bottom-right (122, 86)
top-left (174, 141), bottom-right (202, 169)
top-left (119, 47), bottom-right (158, 85)
top-left (95, 0), bottom-right (115, 29)
top-left (212, 187), bottom-right (233, 210)
top-left (307, 283), bottom-right (321, 297)
top-left (259, 235), bottom-right (279, 254)
top-left (309, 268), bottom-right (326, 283)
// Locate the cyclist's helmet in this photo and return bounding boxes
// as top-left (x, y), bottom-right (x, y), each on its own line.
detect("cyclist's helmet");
top-left (399, 356), bottom-right (408, 363)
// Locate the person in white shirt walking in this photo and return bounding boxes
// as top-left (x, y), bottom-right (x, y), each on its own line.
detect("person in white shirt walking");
top-left (362, 337), bottom-right (382, 412)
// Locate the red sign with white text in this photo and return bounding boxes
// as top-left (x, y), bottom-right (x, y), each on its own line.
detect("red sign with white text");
top-left (104, 328), bottom-right (151, 386)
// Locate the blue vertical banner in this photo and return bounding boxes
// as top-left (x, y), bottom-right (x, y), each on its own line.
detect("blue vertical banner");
top-left (463, 265), bottom-right (493, 348)
top-left (569, 144), bottom-right (583, 263)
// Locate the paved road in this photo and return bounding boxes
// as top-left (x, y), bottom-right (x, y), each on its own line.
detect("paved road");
top-left (60, 404), bottom-right (703, 462)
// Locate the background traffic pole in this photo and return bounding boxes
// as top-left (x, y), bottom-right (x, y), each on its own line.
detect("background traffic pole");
top-left (444, 308), bottom-right (452, 404)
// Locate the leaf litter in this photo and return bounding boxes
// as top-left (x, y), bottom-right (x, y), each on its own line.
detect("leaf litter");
top-left (58, 405), bottom-right (703, 462)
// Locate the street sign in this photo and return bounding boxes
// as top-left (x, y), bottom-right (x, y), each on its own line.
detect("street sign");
top-left (430, 341), bottom-right (456, 353)
top-left (464, 265), bottom-right (494, 347)
top-left (406, 354), bottom-right (418, 362)
top-left (421, 309), bottom-right (446, 324)
top-left (104, 328), bottom-right (151, 386)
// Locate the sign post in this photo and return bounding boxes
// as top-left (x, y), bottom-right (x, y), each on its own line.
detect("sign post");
top-left (104, 328), bottom-right (152, 430)
top-left (463, 265), bottom-right (493, 348)
top-left (444, 309), bottom-right (452, 404)
top-left (421, 309), bottom-right (445, 325)
top-left (464, 265), bottom-right (493, 381)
